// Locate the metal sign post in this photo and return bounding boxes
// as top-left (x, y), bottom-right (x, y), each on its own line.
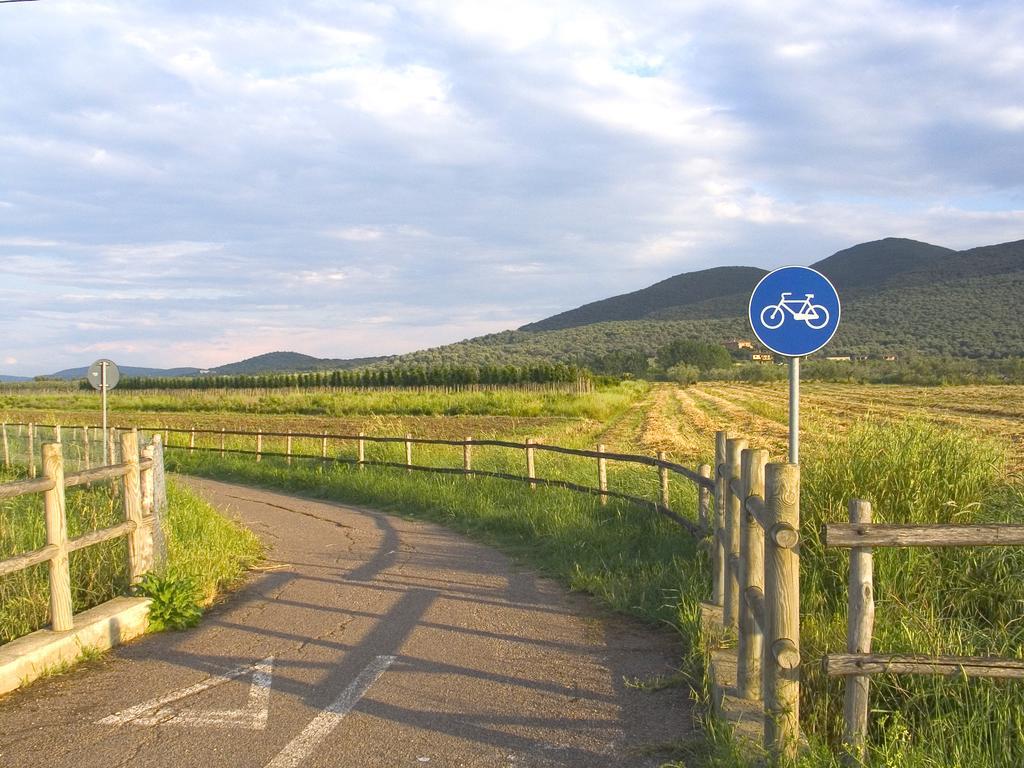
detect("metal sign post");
top-left (789, 356), bottom-right (800, 463)
top-left (748, 266), bottom-right (840, 464)
top-left (87, 359), bottom-right (121, 464)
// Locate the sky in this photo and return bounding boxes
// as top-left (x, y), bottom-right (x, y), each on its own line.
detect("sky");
top-left (1, 0), bottom-right (1023, 375)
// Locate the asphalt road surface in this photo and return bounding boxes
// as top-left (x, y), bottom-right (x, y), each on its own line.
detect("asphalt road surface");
top-left (0, 477), bottom-right (694, 767)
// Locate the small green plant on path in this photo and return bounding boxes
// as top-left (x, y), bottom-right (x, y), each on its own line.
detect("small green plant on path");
top-left (134, 572), bottom-right (203, 631)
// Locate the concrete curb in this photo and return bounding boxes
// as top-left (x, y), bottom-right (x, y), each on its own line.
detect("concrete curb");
top-left (0, 596), bottom-right (151, 697)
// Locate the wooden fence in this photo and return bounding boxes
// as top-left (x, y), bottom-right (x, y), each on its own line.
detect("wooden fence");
top-left (709, 430), bottom-right (802, 760)
top-left (0, 430), bottom-right (160, 634)
top-left (824, 503), bottom-right (1024, 765)
top-left (137, 424), bottom-right (717, 537)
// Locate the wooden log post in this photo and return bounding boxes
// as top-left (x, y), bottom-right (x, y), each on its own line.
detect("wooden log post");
top-left (464, 437), bottom-right (472, 475)
top-left (121, 430), bottom-right (148, 583)
top-left (28, 422), bottom-right (36, 478)
top-left (358, 432), bottom-right (365, 469)
top-left (764, 463), bottom-right (801, 761)
top-left (287, 431), bottom-right (293, 466)
top-left (843, 499), bottom-right (875, 766)
top-left (189, 427), bottom-right (196, 455)
top-left (405, 434), bottom-right (413, 472)
top-left (1, 423), bottom-right (8, 469)
top-left (737, 448), bottom-right (769, 700)
top-left (108, 427), bottom-right (117, 465)
top-left (82, 425), bottom-right (91, 470)
top-left (141, 443), bottom-right (155, 516)
top-left (220, 428), bottom-right (226, 455)
top-left (322, 431), bottom-right (328, 459)
top-left (140, 441), bottom-right (157, 573)
top-left (42, 442), bottom-right (73, 632)
top-left (54, 424), bottom-right (62, 444)
top-left (658, 450), bottom-right (670, 508)
top-left (526, 438), bottom-right (537, 490)
top-left (723, 437), bottom-right (748, 628)
top-left (713, 431), bottom-right (729, 606)
top-left (257, 431), bottom-right (263, 462)
top-left (598, 444), bottom-right (608, 506)
top-left (698, 463), bottom-right (712, 528)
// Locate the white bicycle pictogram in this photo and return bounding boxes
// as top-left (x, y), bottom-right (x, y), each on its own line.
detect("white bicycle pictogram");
top-left (759, 292), bottom-right (830, 330)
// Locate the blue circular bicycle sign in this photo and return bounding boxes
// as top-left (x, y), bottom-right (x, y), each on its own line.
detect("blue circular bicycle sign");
top-left (748, 266), bottom-right (841, 357)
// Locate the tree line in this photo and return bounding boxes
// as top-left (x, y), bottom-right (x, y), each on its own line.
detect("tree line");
top-left (105, 363), bottom-right (587, 391)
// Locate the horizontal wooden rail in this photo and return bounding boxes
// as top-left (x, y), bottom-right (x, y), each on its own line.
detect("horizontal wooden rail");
top-left (171, 443), bottom-right (709, 537)
top-left (826, 523), bottom-right (1024, 548)
top-left (826, 653), bottom-right (1024, 679)
top-left (67, 520), bottom-right (137, 554)
top-left (0, 543), bottom-right (59, 578)
top-left (0, 476), bottom-right (55, 500)
top-left (138, 424), bottom-right (715, 490)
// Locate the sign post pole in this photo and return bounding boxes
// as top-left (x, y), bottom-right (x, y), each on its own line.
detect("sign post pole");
top-left (748, 265), bottom-right (841, 466)
top-left (789, 356), bottom-right (800, 464)
top-left (101, 361), bottom-right (108, 462)
top-left (88, 359), bottom-right (121, 466)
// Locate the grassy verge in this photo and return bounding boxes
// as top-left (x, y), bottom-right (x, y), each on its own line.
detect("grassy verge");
top-left (169, 416), bottom-right (1024, 767)
top-left (0, 473), bottom-right (262, 645)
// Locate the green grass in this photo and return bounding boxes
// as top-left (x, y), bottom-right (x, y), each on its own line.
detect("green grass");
top-left (0, 381), bottom-right (642, 420)
top-left (0, 469), bottom-right (262, 645)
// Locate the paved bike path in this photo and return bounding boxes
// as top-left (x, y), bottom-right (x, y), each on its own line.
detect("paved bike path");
top-left (0, 477), bottom-right (693, 767)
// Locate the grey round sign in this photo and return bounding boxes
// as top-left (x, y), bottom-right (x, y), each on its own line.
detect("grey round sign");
top-left (87, 359), bottom-right (120, 391)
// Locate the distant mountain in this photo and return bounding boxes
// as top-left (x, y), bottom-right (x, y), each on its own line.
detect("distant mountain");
top-left (47, 365), bottom-right (202, 380)
top-left (0, 374), bottom-right (31, 383)
top-left (209, 351), bottom-right (388, 375)
top-left (521, 266), bottom-right (768, 331)
top-left (389, 237), bottom-right (1024, 364)
top-left (43, 351), bottom-right (391, 380)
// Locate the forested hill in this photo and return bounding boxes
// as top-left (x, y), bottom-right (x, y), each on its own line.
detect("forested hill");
top-left (389, 237), bottom-right (1024, 365)
top-left (524, 238), bottom-right (1023, 331)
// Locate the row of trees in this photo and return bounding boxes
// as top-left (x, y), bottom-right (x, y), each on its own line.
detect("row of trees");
top-left (107, 363), bottom-right (587, 391)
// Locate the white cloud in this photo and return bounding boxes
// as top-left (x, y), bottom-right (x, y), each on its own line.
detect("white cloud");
top-left (0, 0), bottom-right (1021, 374)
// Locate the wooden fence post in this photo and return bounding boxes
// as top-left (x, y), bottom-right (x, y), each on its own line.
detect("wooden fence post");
top-left (737, 448), bottom-right (768, 700)
top-left (598, 444), bottom-right (608, 505)
top-left (358, 432), bottom-right (365, 469)
top-left (764, 463), bottom-right (801, 761)
top-left (82, 425), bottom-right (91, 470)
top-left (220, 428), bottom-right (226, 455)
top-left (54, 424), bottom-right (61, 443)
top-left (189, 427), bottom-right (196, 455)
top-left (121, 430), bottom-right (148, 583)
top-left (658, 450), bottom-right (670, 508)
top-left (108, 427), bottom-right (117, 465)
top-left (141, 443), bottom-right (155, 515)
top-left (698, 463), bottom-right (711, 528)
top-left (405, 434), bottom-right (412, 472)
top-left (322, 431), bottom-right (328, 459)
top-left (724, 437), bottom-right (748, 628)
top-left (526, 438), bottom-right (536, 490)
top-left (843, 499), bottom-right (875, 765)
top-left (464, 437), bottom-right (472, 474)
top-left (713, 431), bottom-right (729, 607)
top-left (28, 422), bottom-right (36, 478)
top-left (42, 442), bottom-right (73, 632)
top-left (287, 431), bottom-right (293, 465)
top-left (1, 423), bottom-right (8, 469)
top-left (257, 431), bottom-right (263, 462)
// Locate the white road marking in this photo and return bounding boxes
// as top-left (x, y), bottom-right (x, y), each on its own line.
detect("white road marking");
top-left (97, 656), bottom-right (275, 730)
top-left (264, 655), bottom-right (396, 768)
